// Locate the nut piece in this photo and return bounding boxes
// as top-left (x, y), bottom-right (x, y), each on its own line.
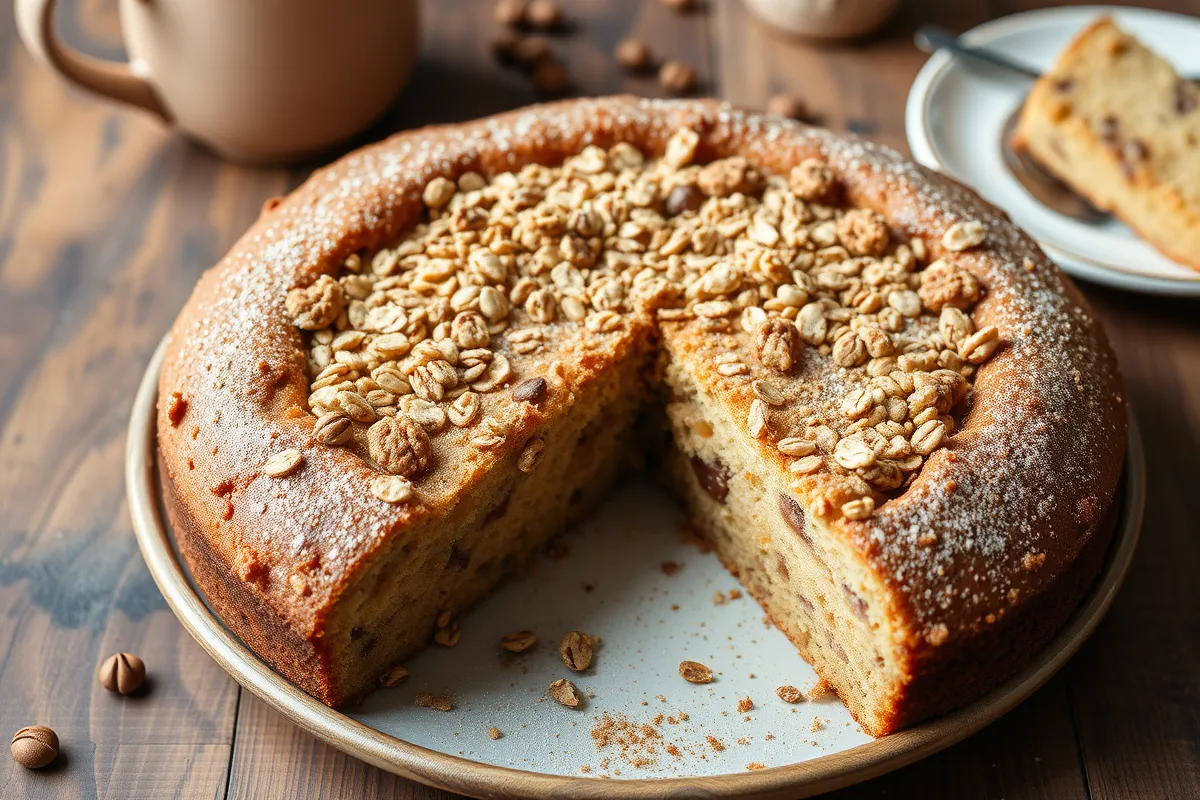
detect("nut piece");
top-left (370, 475), bottom-right (414, 504)
top-left (452, 311), bottom-right (491, 349)
top-left (313, 412), bottom-right (353, 446)
top-left (263, 449), bottom-right (304, 478)
top-left (942, 220), bottom-right (986, 252)
top-left (559, 631), bottom-right (594, 672)
top-left (286, 275), bottom-right (344, 330)
top-left (959, 325), bottom-right (999, 364)
top-left (380, 665), bottom-right (410, 686)
top-left (918, 260), bottom-right (981, 311)
top-left (98, 652), bottom-right (146, 695)
top-left (659, 60), bottom-right (697, 94)
top-left (518, 437), bottom-right (546, 473)
top-left (754, 318), bottom-right (804, 374)
top-left (679, 660), bottom-right (714, 684)
top-left (10, 726), bottom-right (58, 769)
top-left (512, 376), bottom-right (548, 403)
top-left (766, 92), bottom-right (806, 120)
top-left (500, 630), bottom-right (538, 653)
top-left (789, 159), bottom-right (838, 203)
top-left (664, 184), bottom-right (705, 216)
top-left (836, 208), bottom-right (890, 257)
top-left (488, 727), bottom-right (503, 740)
top-left (422, 177), bottom-right (456, 209)
top-left (841, 496), bottom-right (876, 520)
top-left (698, 157), bottom-right (761, 198)
top-left (776, 685), bottom-right (804, 704)
top-left (549, 678), bottom-right (583, 708)
top-left (368, 417), bottom-right (433, 478)
top-left (832, 331), bottom-right (868, 368)
top-left (615, 38), bottom-right (652, 71)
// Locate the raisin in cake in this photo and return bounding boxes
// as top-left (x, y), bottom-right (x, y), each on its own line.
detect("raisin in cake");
top-left (157, 97), bottom-right (1127, 737)
top-left (1012, 16), bottom-right (1200, 270)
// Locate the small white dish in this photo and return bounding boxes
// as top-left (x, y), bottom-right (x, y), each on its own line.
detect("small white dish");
top-left (906, 6), bottom-right (1200, 296)
top-left (127, 341), bottom-right (1145, 798)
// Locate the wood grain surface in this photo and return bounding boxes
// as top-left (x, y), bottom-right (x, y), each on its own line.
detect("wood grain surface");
top-left (0, 1), bottom-right (1196, 798)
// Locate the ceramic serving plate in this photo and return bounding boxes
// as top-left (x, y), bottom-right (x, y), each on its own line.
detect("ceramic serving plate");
top-left (126, 341), bottom-right (1145, 798)
top-left (906, 6), bottom-right (1200, 296)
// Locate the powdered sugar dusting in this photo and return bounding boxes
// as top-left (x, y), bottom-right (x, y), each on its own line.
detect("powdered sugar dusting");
top-left (159, 97), bottom-right (1125, 650)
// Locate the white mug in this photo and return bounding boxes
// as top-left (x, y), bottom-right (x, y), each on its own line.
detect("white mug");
top-left (16, 0), bottom-right (420, 162)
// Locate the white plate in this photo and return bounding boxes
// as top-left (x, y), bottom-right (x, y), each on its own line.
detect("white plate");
top-left (905, 6), bottom-right (1200, 296)
top-left (127, 341), bottom-right (1145, 798)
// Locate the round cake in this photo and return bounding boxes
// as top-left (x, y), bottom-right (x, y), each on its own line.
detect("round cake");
top-left (156, 96), bottom-right (1126, 737)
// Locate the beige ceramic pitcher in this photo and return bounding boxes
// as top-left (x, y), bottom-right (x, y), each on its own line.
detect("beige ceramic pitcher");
top-left (16, 0), bottom-right (420, 162)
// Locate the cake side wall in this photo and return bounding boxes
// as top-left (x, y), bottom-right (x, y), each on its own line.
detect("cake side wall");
top-left (158, 456), bottom-right (340, 704)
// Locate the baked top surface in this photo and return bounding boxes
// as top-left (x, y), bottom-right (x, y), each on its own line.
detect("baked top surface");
top-left (157, 96), bottom-right (1126, 661)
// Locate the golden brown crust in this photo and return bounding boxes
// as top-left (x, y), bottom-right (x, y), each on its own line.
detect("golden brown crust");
top-left (157, 97), bottom-right (1125, 724)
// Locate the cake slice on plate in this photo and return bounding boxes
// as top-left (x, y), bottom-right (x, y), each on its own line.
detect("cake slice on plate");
top-left (1012, 17), bottom-right (1200, 271)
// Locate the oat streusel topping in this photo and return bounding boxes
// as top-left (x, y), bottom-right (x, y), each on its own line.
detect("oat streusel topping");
top-left (289, 129), bottom-right (998, 518)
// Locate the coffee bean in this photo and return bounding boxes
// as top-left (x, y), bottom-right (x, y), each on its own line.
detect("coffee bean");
top-left (659, 61), bottom-right (696, 94)
top-left (525, 0), bottom-right (562, 29)
top-left (767, 92), bottom-right (807, 121)
top-left (98, 652), bottom-right (146, 695)
top-left (493, 0), bottom-right (526, 27)
top-left (615, 38), bottom-right (652, 72)
top-left (10, 726), bottom-right (57, 769)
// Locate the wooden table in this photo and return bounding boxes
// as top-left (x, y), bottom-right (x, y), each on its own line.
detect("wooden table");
top-left (2, 1), bottom-right (1196, 797)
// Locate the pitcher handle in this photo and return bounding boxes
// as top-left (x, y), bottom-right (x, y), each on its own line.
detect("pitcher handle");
top-left (15, 0), bottom-right (171, 121)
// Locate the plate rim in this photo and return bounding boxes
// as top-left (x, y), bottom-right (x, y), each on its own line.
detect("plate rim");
top-left (126, 339), bottom-right (1146, 799)
top-left (904, 4), bottom-right (1200, 297)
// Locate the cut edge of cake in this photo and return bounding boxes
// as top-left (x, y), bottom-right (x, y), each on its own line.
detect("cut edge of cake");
top-left (1012, 16), bottom-right (1200, 271)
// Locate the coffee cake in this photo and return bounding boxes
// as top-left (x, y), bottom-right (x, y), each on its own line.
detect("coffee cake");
top-left (157, 97), bottom-right (1126, 737)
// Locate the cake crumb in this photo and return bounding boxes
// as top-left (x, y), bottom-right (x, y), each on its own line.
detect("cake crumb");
top-left (706, 734), bottom-right (725, 752)
top-left (661, 561), bottom-right (680, 575)
top-left (811, 716), bottom-right (825, 732)
top-left (804, 679), bottom-right (832, 700)
top-left (414, 692), bottom-right (454, 712)
top-left (747, 761), bottom-right (767, 770)
top-left (737, 736), bottom-right (750, 745)
top-left (728, 588), bottom-right (742, 600)
top-left (764, 732), bottom-right (775, 741)
top-left (713, 591), bottom-right (727, 606)
top-left (580, 764), bottom-right (591, 773)
top-left (737, 696), bottom-right (754, 713)
top-left (488, 727), bottom-right (503, 740)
